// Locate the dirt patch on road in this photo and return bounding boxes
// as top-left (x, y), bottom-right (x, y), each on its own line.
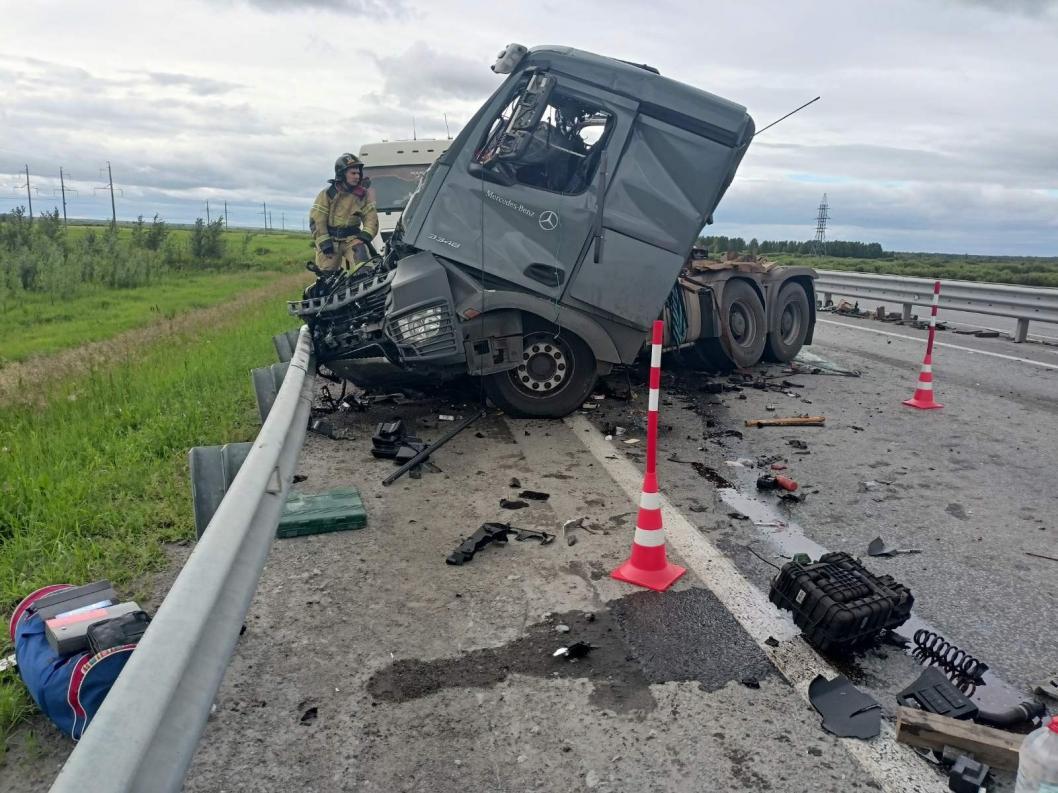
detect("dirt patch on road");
top-left (0, 271), bottom-right (306, 405)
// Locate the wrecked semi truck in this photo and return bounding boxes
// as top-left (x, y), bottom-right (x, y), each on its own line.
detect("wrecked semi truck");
top-left (291, 44), bottom-right (816, 417)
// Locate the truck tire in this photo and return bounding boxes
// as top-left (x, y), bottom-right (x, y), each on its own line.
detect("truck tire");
top-left (694, 280), bottom-right (766, 370)
top-left (484, 329), bottom-right (597, 418)
top-left (763, 282), bottom-right (810, 363)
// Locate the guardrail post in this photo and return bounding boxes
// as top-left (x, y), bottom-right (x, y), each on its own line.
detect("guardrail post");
top-left (1014, 318), bottom-right (1029, 343)
top-left (823, 292), bottom-right (833, 306)
top-left (902, 303), bottom-right (913, 321)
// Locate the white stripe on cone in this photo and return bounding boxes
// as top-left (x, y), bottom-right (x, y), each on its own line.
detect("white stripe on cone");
top-left (916, 380), bottom-right (933, 390)
top-left (648, 389), bottom-right (659, 412)
top-left (634, 527), bottom-right (666, 547)
top-left (650, 344), bottom-right (662, 368)
top-left (639, 490), bottom-right (661, 510)
top-left (921, 364), bottom-right (932, 373)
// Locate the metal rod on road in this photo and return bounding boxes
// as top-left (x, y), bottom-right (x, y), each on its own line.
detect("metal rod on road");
top-left (382, 409), bottom-right (486, 487)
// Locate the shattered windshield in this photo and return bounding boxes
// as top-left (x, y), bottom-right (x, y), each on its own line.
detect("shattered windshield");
top-left (364, 164), bottom-right (432, 211)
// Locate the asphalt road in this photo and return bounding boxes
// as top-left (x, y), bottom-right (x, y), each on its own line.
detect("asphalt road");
top-left (5, 315), bottom-right (1054, 793)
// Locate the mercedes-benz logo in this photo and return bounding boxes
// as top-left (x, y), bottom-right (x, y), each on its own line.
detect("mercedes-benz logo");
top-left (538, 210), bottom-right (558, 231)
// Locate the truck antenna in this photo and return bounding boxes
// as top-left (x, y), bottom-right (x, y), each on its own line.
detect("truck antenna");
top-left (443, 113), bottom-right (451, 140)
top-left (753, 96), bottom-right (820, 137)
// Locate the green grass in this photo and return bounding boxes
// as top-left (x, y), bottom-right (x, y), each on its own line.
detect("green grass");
top-left (0, 295), bottom-right (301, 745)
top-left (0, 225), bottom-right (313, 364)
top-left (769, 252), bottom-right (1058, 288)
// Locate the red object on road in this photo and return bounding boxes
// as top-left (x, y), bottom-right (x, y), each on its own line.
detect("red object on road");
top-left (775, 476), bottom-right (798, 492)
top-left (904, 280), bottom-right (944, 410)
top-left (611, 321), bottom-right (686, 592)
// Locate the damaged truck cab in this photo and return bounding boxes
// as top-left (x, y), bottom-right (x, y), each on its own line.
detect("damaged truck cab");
top-left (291, 44), bottom-right (816, 417)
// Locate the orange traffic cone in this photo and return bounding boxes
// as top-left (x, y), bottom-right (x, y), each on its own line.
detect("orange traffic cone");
top-left (903, 352), bottom-right (942, 410)
top-left (611, 469), bottom-right (686, 591)
top-left (903, 280), bottom-right (943, 410)
top-left (611, 320), bottom-right (686, 592)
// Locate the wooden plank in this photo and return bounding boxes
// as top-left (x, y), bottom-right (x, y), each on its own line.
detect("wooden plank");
top-left (744, 416), bottom-right (826, 428)
top-left (895, 706), bottom-right (1022, 771)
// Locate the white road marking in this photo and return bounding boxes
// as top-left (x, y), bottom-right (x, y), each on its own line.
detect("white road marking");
top-left (567, 413), bottom-right (947, 793)
top-left (818, 318), bottom-right (1058, 371)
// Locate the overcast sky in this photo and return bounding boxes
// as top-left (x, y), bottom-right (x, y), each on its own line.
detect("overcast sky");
top-left (2, 0), bottom-right (1056, 254)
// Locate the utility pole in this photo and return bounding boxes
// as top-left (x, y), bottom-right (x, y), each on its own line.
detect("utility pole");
top-left (206, 200), bottom-right (211, 224)
top-left (281, 211), bottom-right (285, 230)
top-left (223, 200), bottom-right (228, 227)
top-left (59, 167), bottom-right (68, 226)
top-left (268, 211), bottom-right (273, 230)
top-left (261, 201), bottom-right (268, 230)
top-left (412, 116), bottom-right (417, 141)
top-left (443, 113), bottom-right (451, 139)
top-left (23, 165), bottom-right (33, 221)
top-left (106, 161), bottom-right (117, 228)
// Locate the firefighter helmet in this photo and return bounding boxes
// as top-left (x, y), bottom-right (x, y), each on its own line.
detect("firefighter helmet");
top-left (334, 153), bottom-right (363, 180)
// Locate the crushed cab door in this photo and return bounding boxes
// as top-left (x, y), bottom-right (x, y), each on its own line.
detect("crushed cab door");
top-left (565, 111), bottom-right (741, 331)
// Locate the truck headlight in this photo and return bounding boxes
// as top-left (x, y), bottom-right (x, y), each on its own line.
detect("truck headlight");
top-left (394, 305), bottom-right (444, 342)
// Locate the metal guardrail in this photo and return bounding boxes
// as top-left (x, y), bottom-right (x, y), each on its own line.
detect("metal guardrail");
top-left (814, 270), bottom-right (1058, 342)
top-left (50, 326), bottom-right (315, 793)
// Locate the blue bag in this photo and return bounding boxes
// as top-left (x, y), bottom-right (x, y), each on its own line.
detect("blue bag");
top-left (9, 585), bottom-right (136, 740)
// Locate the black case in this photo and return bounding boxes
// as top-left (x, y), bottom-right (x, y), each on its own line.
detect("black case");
top-left (769, 551), bottom-right (913, 654)
top-left (86, 610), bottom-right (152, 655)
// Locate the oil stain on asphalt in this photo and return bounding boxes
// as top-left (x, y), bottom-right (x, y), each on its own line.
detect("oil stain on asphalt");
top-left (366, 587), bottom-right (775, 712)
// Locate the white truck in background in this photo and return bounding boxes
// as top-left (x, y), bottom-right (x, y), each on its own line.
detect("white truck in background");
top-left (358, 139), bottom-right (451, 248)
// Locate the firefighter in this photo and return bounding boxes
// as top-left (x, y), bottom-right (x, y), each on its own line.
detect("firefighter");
top-left (309, 153), bottom-right (379, 273)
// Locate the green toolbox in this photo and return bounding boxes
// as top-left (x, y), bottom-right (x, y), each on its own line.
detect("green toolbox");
top-left (277, 487), bottom-right (367, 539)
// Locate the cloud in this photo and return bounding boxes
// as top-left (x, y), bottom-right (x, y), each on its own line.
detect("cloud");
top-left (233, 0), bottom-right (407, 14)
top-left (147, 72), bottom-right (241, 95)
top-left (948, 0), bottom-right (1058, 16)
top-left (370, 43), bottom-right (500, 105)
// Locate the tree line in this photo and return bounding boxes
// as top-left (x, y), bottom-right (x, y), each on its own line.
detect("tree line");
top-left (696, 235), bottom-right (887, 259)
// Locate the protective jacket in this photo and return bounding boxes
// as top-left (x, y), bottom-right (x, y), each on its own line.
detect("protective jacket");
top-left (309, 182), bottom-right (378, 248)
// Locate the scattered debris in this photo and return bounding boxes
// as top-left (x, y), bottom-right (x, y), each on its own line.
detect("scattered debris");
top-left (309, 418), bottom-right (352, 440)
top-left (445, 522), bottom-right (552, 565)
top-left (897, 667), bottom-right (978, 721)
top-left (563, 517), bottom-right (586, 547)
top-left (948, 755), bottom-right (989, 793)
top-left (552, 642), bottom-right (593, 660)
top-left (808, 675), bottom-right (881, 739)
top-left (292, 474), bottom-right (308, 484)
top-left (779, 491), bottom-right (806, 504)
top-left (770, 463), bottom-right (786, 471)
top-left (895, 706), bottom-right (1022, 771)
top-left (700, 382), bottom-right (724, 394)
top-left (509, 477), bottom-right (522, 489)
top-left (500, 498), bottom-right (529, 510)
top-left (765, 404), bottom-right (777, 412)
top-left (740, 675), bottom-right (761, 689)
top-left (518, 490), bottom-right (550, 501)
top-left (867, 537), bottom-right (923, 557)
top-left (770, 552), bottom-right (912, 653)
top-left (728, 511), bottom-right (748, 521)
top-left (765, 636), bottom-right (780, 648)
top-left (555, 624), bottom-right (571, 633)
top-left (299, 706), bottom-right (318, 725)
top-left (745, 416), bottom-right (825, 428)
top-left (382, 410), bottom-right (486, 487)
top-left (709, 428), bottom-right (744, 440)
top-left (756, 475), bottom-right (798, 492)
top-left (974, 330), bottom-right (1000, 338)
top-left (788, 439), bottom-right (809, 450)
top-left (1034, 673), bottom-right (1058, 701)
top-left (1025, 551), bottom-right (1058, 563)
top-left (623, 438), bottom-right (640, 445)
top-left (438, 414), bottom-right (455, 421)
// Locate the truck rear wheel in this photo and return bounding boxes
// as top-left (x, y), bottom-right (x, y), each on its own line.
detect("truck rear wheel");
top-left (694, 280), bottom-right (766, 370)
top-left (484, 329), bottom-right (597, 418)
top-left (763, 282), bottom-right (810, 363)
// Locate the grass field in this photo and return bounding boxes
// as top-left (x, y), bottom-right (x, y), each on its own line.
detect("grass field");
top-left (768, 252), bottom-right (1058, 287)
top-left (0, 291), bottom-right (301, 744)
top-left (0, 226), bottom-right (312, 364)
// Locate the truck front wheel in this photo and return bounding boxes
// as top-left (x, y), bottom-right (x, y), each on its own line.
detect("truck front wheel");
top-left (484, 329), bottom-right (597, 418)
top-left (763, 282), bottom-right (810, 363)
